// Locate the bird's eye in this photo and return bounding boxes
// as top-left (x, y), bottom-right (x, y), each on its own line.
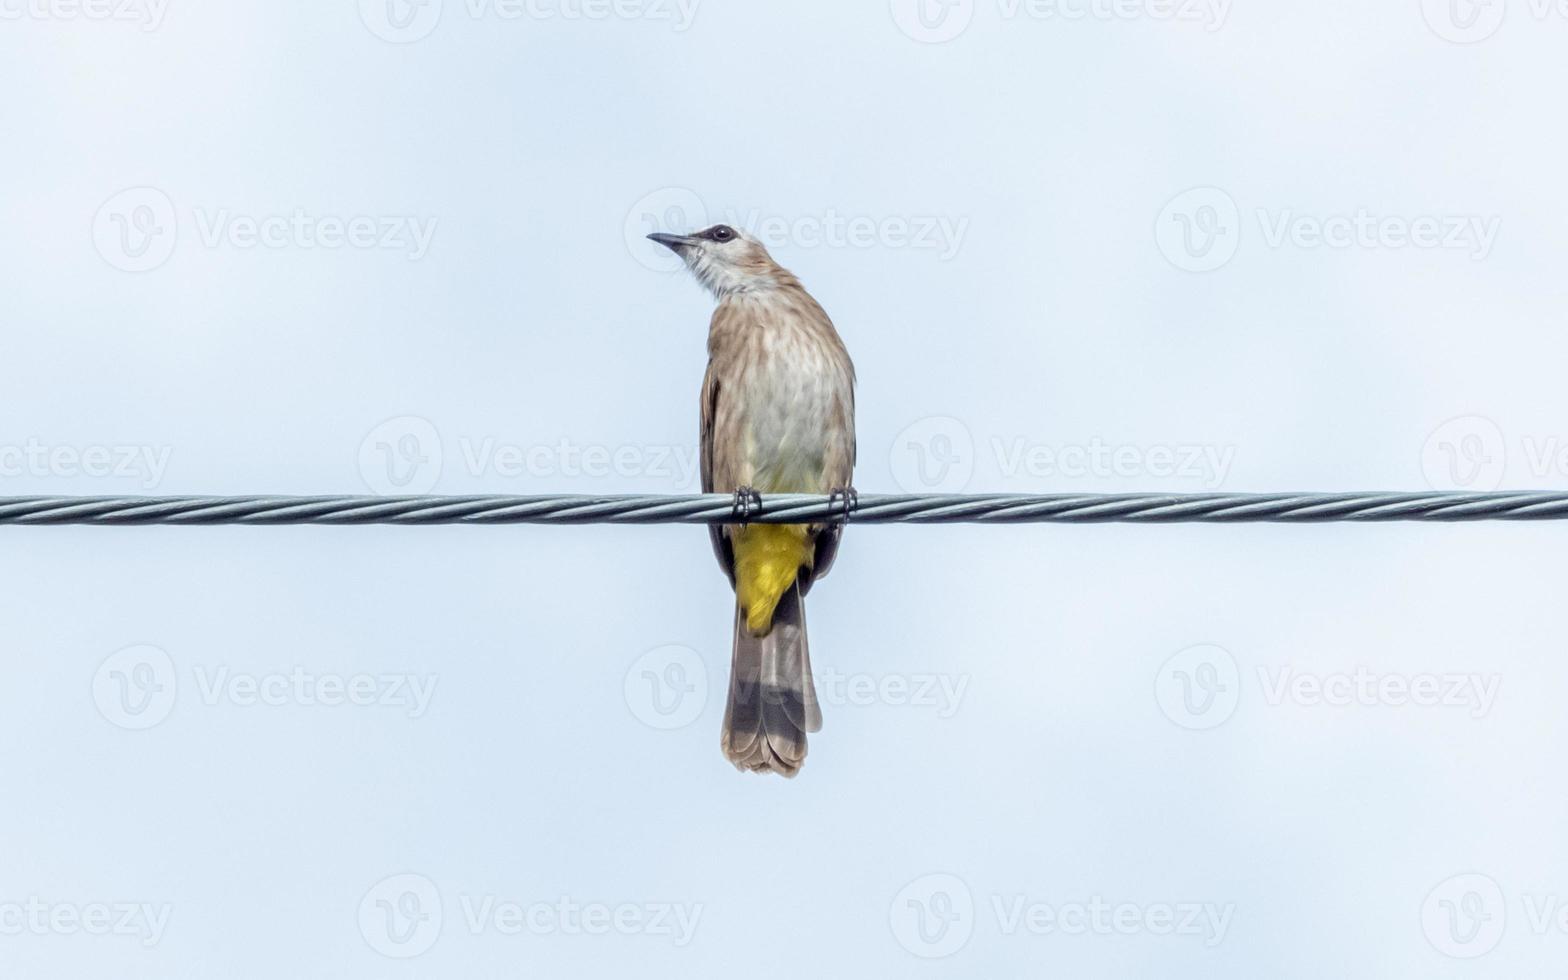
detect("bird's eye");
top-left (709, 225), bottom-right (737, 243)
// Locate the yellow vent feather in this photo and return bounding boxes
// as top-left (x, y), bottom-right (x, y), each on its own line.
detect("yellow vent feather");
top-left (731, 524), bottom-right (814, 636)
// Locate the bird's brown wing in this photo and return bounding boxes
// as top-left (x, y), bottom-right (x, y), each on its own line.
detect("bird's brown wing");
top-left (801, 382), bottom-right (854, 594)
top-left (700, 364), bottom-right (737, 587)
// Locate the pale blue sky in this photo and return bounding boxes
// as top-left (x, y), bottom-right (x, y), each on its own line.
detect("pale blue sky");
top-left (3, 1), bottom-right (1567, 976)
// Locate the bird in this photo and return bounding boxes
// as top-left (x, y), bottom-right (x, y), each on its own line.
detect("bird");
top-left (648, 223), bottom-right (857, 777)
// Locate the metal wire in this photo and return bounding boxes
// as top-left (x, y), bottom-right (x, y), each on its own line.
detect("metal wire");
top-left (0, 492), bottom-right (1566, 525)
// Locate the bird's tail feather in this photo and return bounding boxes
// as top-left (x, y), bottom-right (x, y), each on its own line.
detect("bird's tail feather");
top-left (721, 579), bottom-right (822, 777)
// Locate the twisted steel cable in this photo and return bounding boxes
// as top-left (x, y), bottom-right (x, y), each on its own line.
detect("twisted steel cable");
top-left (1, 492), bottom-right (1567, 525)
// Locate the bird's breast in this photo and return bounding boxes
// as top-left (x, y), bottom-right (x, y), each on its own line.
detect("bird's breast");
top-left (731, 326), bottom-right (847, 493)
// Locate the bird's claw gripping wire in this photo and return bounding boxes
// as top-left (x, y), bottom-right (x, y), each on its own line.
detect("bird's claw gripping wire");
top-left (828, 487), bottom-right (859, 522)
top-left (731, 486), bottom-right (763, 525)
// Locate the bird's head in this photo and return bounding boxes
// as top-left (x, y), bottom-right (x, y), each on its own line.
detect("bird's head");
top-left (648, 224), bottom-right (792, 298)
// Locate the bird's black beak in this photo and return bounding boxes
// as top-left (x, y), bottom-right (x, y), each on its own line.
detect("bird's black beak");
top-left (647, 232), bottom-right (697, 252)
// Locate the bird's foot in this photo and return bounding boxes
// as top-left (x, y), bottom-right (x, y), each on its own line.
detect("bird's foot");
top-left (828, 486), bottom-right (859, 522)
top-left (731, 486), bottom-right (763, 525)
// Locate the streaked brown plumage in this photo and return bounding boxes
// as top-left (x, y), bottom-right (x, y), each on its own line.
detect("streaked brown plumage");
top-left (649, 223), bottom-right (856, 777)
